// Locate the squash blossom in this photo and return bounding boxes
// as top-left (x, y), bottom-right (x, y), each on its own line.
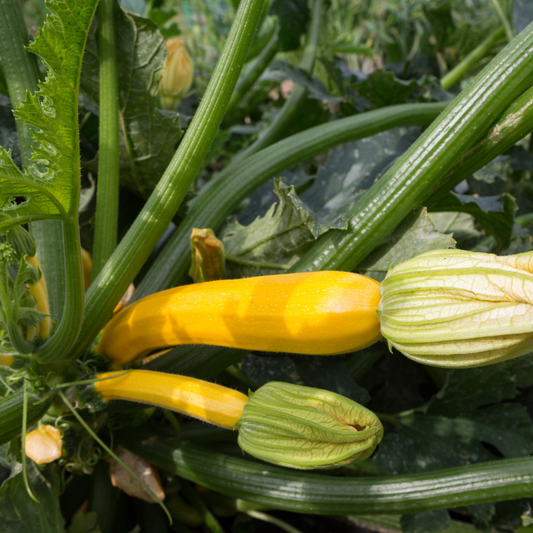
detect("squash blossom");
top-left (377, 249), bottom-right (533, 368)
top-left (159, 37), bottom-right (194, 110)
top-left (236, 382), bottom-right (383, 470)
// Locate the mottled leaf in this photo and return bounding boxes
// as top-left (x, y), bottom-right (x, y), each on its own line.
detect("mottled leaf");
top-left (241, 353), bottom-right (302, 387)
top-left (356, 70), bottom-right (421, 108)
top-left (357, 209), bottom-right (455, 282)
top-left (81, 3), bottom-right (181, 197)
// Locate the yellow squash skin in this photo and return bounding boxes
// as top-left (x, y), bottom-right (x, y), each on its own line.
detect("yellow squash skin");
top-left (98, 271), bottom-right (382, 366)
top-left (26, 256), bottom-right (51, 339)
top-left (94, 370), bottom-right (248, 429)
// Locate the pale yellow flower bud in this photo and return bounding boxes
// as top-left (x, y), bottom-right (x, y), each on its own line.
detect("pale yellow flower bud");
top-left (159, 37), bottom-right (194, 110)
top-left (25, 425), bottom-right (63, 464)
top-left (377, 249), bottom-right (533, 368)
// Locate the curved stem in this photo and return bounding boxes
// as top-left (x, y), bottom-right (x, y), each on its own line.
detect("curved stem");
top-left (135, 102), bottom-right (447, 299)
top-left (92, 0), bottom-right (120, 279)
top-left (36, 220), bottom-right (84, 363)
top-left (490, 0), bottom-right (514, 41)
top-left (70, 0), bottom-right (267, 361)
top-left (441, 27), bottom-right (505, 90)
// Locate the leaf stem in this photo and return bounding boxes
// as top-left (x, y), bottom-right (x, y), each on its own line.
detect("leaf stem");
top-left (21, 381), bottom-right (39, 503)
top-left (92, 0), bottom-right (120, 279)
top-left (71, 0), bottom-right (267, 361)
top-left (489, 0), bottom-right (514, 41)
top-left (441, 27), bottom-right (505, 90)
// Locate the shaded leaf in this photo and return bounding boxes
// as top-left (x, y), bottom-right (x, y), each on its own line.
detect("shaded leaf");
top-left (400, 510), bottom-right (450, 533)
top-left (270, 0), bottom-right (309, 51)
top-left (398, 403), bottom-right (533, 458)
top-left (428, 212), bottom-right (481, 247)
top-left (513, 0), bottom-right (533, 35)
top-left (356, 70), bottom-right (421, 108)
top-left (430, 192), bottom-right (517, 250)
top-left (81, 3), bottom-right (181, 198)
top-left (241, 353), bottom-right (302, 387)
top-left (357, 208), bottom-right (455, 282)
top-left (0, 464), bottom-right (64, 533)
top-left (427, 367), bottom-right (517, 417)
top-left (67, 512), bottom-right (102, 533)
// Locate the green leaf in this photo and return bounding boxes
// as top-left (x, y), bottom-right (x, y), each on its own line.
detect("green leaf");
top-left (223, 178), bottom-right (341, 277)
top-left (0, 0), bottom-right (99, 232)
top-left (398, 404), bottom-right (533, 459)
top-left (0, 464), bottom-right (64, 533)
top-left (81, 3), bottom-right (181, 198)
top-left (357, 208), bottom-right (456, 282)
top-left (270, 0), bottom-right (309, 51)
top-left (242, 353), bottom-right (302, 387)
top-left (400, 510), bottom-right (451, 533)
top-left (428, 212), bottom-right (481, 247)
top-left (427, 367), bottom-right (517, 417)
top-left (430, 192), bottom-right (517, 251)
top-left (356, 70), bottom-right (421, 108)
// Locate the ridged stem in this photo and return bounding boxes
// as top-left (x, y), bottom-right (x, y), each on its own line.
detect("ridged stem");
top-left (135, 102), bottom-right (447, 299)
top-left (290, 23), bottom-right (533, 274)
top-left (70, 0), bottom-right (267, 360)
top-left (441, 27), bottom-right (505, 89)
top-left (119, 426), bottom-right (533, 515)
top-left (92, 0), bottom-right (120, 279)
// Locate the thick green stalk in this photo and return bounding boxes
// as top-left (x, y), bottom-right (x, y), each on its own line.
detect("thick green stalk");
top-left (228, 0), bottom-right (322, 166)
top-left (120, 427), bottom-right (533, 515)
top-left (92, 0), bottom-right (120, 279)
top-left (36, 220), bottom-right (84, 363)
top-left (135, 102), bottom-right (447, 299)
top-left (71, 0), bottom-right (267, 360)
top-left (426, 84), bottom-right (533, 206)
top-left (290, 23), bottom-right (533, 274)
top-left (441, 27), bottom-right (505, 89)
top-left (226, 30), bottom-right (280, 117)
top-left (0, 0), bottom-right (65, 323)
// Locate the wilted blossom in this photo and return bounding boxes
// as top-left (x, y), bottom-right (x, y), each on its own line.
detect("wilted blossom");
top-left (159, 37), bottom-right (194, 110)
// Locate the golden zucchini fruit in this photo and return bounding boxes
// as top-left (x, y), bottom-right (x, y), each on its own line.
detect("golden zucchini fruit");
top-left (97, 271), bottom-right (382, 366)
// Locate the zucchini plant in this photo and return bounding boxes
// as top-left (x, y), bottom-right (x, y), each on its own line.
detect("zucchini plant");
top-left (2, 0), bottom-right (533, 531)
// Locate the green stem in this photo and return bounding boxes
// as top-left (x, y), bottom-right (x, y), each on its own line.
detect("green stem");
top-left (226, 29), bottom-right (280, 117)
top-left (0, 275), bottom-right (33, 354)
top-left (71, 0), bottom-right (267, 361)
top-left (426, 84), bottom-right (533, 207)
top-left (490, 0), bottom-right (514, 41)
top-left (135, 102), bottom-right (447, 299)
top-left (92, 0), bottom-right (120, 279)
top-left (36, 220), bottom-right (84, 364)
top-left (441, 27), bottom-right (505, 89)
top-left (0, 0), bottom-right (65, 324)
top-left (247, 510), bottom-right (304, 533)
top-left (88, 461), bottom-right (118, 533)
top-left (119, 426), bottom-right (533, 515)
top-left (21, 382), bottom-right (39, 503)
top-left (290, 25), bottom-right (533, 274)
top-left (228, 0), bottom-right (321, 167)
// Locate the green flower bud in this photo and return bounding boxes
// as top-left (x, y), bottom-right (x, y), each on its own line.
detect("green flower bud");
top-left (377, 249), bottom-right (533, 368)
top-left (5, 226), bottom-right (36, 258)
top-left (236, 382), bottom-right (383, 470)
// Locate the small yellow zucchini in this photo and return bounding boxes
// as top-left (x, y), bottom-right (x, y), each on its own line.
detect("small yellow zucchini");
top-left (26, 256), bottom-right (51, 339)
top-left (97, 271), bottom-right (382, 366)
top-left (94, 370), bottom-right (248, 429)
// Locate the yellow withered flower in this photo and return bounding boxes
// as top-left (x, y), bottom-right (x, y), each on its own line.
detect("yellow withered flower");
top-left (159, 37), bottom-right (194, 110)
top-left (377, 249), bottom-right (533, 368)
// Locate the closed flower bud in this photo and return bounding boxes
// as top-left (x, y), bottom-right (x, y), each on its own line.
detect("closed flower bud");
top-left (377, 249), bottom-right (533, 368)
top-left (236, 382), bottom-right (383, 470)
top-left (159, 37), bottom-right (194, 110)
top-left (25, 425), bottom-right (63, 464)
top-left (188, 228), bottom-right (226, 283)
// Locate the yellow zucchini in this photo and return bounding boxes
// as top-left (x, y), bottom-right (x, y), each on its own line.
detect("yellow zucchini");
top-left (94, 370), bottom-right (248, 429)
top-left (26, 256), bottom-right (51, 339)
top-left (97, 271), bottom-right (382, 366)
